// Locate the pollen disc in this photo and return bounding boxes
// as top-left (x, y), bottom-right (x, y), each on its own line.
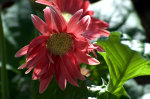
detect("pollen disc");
top-left (47, 33), bottom-right (73, 55)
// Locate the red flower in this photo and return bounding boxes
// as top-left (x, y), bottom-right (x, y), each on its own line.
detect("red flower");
top-left (15, 6), bottom-right (100, 93)
top-left (36, 0), bottom-right (110, 40)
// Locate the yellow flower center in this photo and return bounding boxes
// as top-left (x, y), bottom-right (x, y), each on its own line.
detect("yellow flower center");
top-left (47, 33), bottom-right (73, 55)
top-left (62, 12), bottom-right (72, 23)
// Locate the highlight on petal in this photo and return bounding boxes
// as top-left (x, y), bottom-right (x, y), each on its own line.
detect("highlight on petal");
top-left (39, 64), bottom-right (54, 93)
top-left (27, 35), bottom-right (48, 54)
top-left (15, 45), bottom-right (29, 57)
top-left (70, 15), bottom-right (91, 36)
top-left (48, 5), bottom-right (67, 32)
top-left (67, 9), bottom-right (83, 33)
top-left (31, 14), bottom-right (49, 35)
top-left (61, 56), bottom-right (78, 87)
top-left (43, 7), bottom-right (53, 32)
top-left (74, 49), bottom-right (100, 65)
top-left (36, 0), bottom-right (53, 6)
top-left (54, 57), bottom-right (67, 90)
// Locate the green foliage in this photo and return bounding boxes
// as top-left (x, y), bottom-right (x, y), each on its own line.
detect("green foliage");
top-left (32, 78), bottom-right (90, 99)
top-left (98, 32), bottom-right (150, 97)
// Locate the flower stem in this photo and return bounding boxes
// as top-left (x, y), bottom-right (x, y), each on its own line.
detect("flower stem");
top-left (0, 11), bottom-right (8, 99)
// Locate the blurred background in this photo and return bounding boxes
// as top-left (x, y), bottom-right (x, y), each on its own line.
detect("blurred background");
top-left (0, 0), bottom-right (150, 99)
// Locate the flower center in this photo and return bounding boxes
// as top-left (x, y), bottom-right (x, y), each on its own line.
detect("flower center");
top-left (47, 33), bottom-right (73, 55)
top-left (62, 12), bottom-right (72, 23)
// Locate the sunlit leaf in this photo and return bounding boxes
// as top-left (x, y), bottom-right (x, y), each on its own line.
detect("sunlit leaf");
top-left (98, 32), bottom-right (150, 97)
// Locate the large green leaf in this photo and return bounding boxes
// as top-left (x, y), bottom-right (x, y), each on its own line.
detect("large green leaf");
top-left (98, 32), bottom-right (150, 97)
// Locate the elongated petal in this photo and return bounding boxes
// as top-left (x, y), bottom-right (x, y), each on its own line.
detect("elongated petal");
top-left (31, 14), bottom-right (49, 35)
top-left (15, 45), bottom-right (29, 57)
top-left (25, 47), bottom-right (47, 69)
top-left (84, 29), bottom-right (110, 40)
top-left (54, 57), bottom-right (66, 90)
top-left (90, 18), bottom-right (109, 29)
top-left (66, 53), bottom-right (85, 80)
top-left (43, 7), bottom-right (53, 32)
top-left (39, 64), bottom-right (54, 93)
top-left (33, 57), bottom-right (49, 76)
top-left (36, 0), bottom-right (53, 6)
top-left (18, 62), bottom-right (28, 69)
top-left (71, 15), bottom-right (90, 37)
top-left (27, 35), bottom-right (48, 54)
top-left (82, 1), bottom-right (90, 11)
top-left (61, 56), bottom-right (78, 86)
top-left (75, 49), bottom-right (100, 65)
top-left (25, 66), bottom-right (34, 74)
top-left (67, 9), bottom-right (83, 33)
top-left (48, 6), bottom-right (67, 32)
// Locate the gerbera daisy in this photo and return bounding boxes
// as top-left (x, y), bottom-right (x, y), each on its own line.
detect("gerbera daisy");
top-left (36, 0), bottom-right (110, 40)
top-left (15, 6), bottom-right (100, 93)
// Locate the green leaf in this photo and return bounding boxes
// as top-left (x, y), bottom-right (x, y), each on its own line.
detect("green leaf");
top-left (98, 32), bottom-right (150, 97)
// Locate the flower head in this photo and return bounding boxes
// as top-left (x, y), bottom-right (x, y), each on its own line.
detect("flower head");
top-left (36, 0), bottom-right (110, 40)
top-left (15, 6), bottom-right (100, 93)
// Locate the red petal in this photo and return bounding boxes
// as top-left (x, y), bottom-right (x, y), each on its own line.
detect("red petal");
top-left (84, 29), bottom-right (110, 40)
top-left (15, 45), bottom-right (29, 57)
top-left (33, 58), bottom-right (49, 77)
top-left (82, 1), bottom-right (90, 11)
top-left (66, 53), bottom-right (85, 80)
top-left (31, 14), bottom-right (49, 35)
top-left (26, 47), bottom-right (47, 69)
top-left (75, 49), bottom-right (100, 65)
top-left (39, 64), bottom-right (54, 93)
top-left (27, 35), bottom-right (48, 54)
top-left (43, 7), bottom-right (53, 32)
top-left (18, 62), bottom-right (28, 69)
top-left (36, 0), bottom-right (53, 6)
top-left (25, 66), bottom-right (34, 74)
top-left (54, 57), bottom-right (66, 90)
top-left (71, 15), bottom-right (90, 37)
top-left (74, 37), bottom-right (88, 51)
top-left (67, 9), bottom-right (83, 33)
top-left (61, 56), bottom-right (78, 86)
top-left (48, 6), bottom-right (67, 32)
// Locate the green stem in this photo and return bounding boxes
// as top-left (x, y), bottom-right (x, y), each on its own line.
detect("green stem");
top-left (0, 11), bottom-right (8, 99)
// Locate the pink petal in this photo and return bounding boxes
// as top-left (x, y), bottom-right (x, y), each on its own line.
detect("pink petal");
top-left (90, 17), bottom-right (109, 29)
top-left (82, 1), bottom-right (90, 11)
top-left (47, 51), bottom-right (54, 64)
top-left (75, 49), bottom-right (100, 65)
top-left (15, 45), bottom-right (29, 57)
top-left (25, 46), bottom-right (47, 69)
top-left (33, 59), bottom-right (49, 76)
top-left (67, 9), bottom-right (83, 33)
top-left (48, 6), bottom-right (67, 32)
top-left (25, 66), bottom-right (34, 74)
top-left (32, 72), bottom-right (38, 80)
top-left (93, 44), bottom-right (104, 52)
top-left (36, 0), bottom-right (53, 6)
top-left (54, 57), bottom-right (66, 90)
top-left (71, 15), bottom-right (91, 37)
top-left (27, 35), bottom-right (48, 54)
top-left (43, 7), bottom-right (53, 32)
top-left (84, 29), bottom-right (110, 40)
top-left (66, 53), bottom-right (85, 80)
top-left (18, 62), bottom-right (28, 69)
top-left (74, 37), bottom-right (88, 51)
top-left (39, 64), bottom-right (54, 93)
top-left (31, 14), bottom-right (49, 35)
top-left (61, 56), bottom-right (78, 86)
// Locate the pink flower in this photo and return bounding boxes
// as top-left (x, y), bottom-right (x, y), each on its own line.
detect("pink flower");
top-left (36, 0), bottom-right (110, 40)
top-left (15, 6), bottom-right (100, 93)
